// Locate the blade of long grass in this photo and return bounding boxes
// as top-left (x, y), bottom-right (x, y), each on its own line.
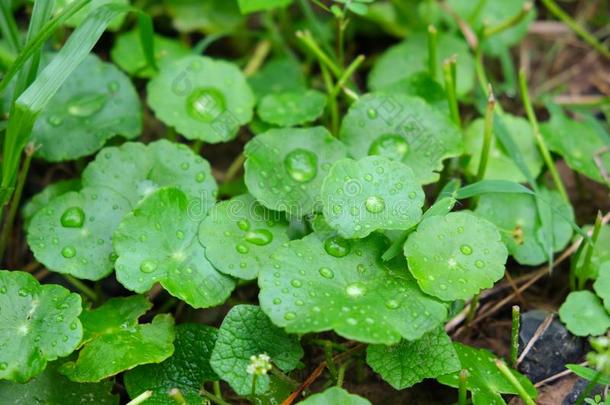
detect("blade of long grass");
top-left (0, 0), bottom-right (21, 53)
top-left (136, 12), bottom-right (157, 73)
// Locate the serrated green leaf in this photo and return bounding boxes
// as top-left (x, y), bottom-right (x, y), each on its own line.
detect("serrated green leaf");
top-left (248, 57), bottom-right (306, 100)
top-left (405, 211), bottom-right (508, 301)
top-left (163, 0), bottom-right (244, 33)
top-left (82, 140), bottom-right (217, 210)
top-left (22, 179), bottom-right (81, 229)
top-left (54, 0), bottom-right (128, 31)
top-left (199, 194), bottom-right (289, 280)
top-left (258, 234), bottom-right (447, 345)
top-left (475, 188), bottom-right (574, 265)
top-left (321, 156), bottom-right (425, 238)
top-left (60, 295), bottom-right (175, 382)
top-left (244, 126), bottom-right (347, 215)
top-left (594, 262), bottom-right (610, 311)
top-left (110, 29), bottom-right (190, 78)
top-left (124, 323), bottom-right (218, 404)
top-left (0, 270), bottom-right (83, 382)
top-left (541, 111), bottom-right (610, 184)
top-left (437, 343), bottom-right (537, 405)
top-left (147, 55), bottom-right (254, 143)
top-left (368, 32), bottom-right (475, 96)
top-left (340, 93), bottom-right (463, 184)
top-left (31, 53), bottom-right (142, 162)
top-left (0, 360), bottom-right (118, 404)
top-left (559, 291), bottom-right (610, 337)
top-left (298, 387), bottom-right (371, 404)
top-left (210, 305), bottom-right (303, 395)
top-left (464, 115), bottom-right (543, 182)
top-left (237, 0), bottom-right (293, 14)
top-left (366, 328), bottom-right (460, 389)
top-left (258, 90), bottom-right (326, 127)
top-left (113, 188), bottom-right (235, 308)
top-left (27, 186), bottom-right (131, 281)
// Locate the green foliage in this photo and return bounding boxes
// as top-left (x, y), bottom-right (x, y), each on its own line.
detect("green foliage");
top-left (321, 156), bottom-right (425, 238)
top-left (594, 262), bottom-right (610, 311)
top-left (559, 291), bottom-right (610, 337)
top-left (405, 211), bottom-right (508, 301)
top-left (210, 305), bottom-right (303, 395)
top-left (60, 295), bottom-right (175, 382)
top-left (340, 93), bottom-right (463, 184)
top-left (124, 323), bottom-right (218, 404)
top-left (27, 187), bottom-right (131, 280)
top-left (148, 55), bottom-right (255, 143)
top-left (244, 126), bottom-right (347, 215)
top-left (576, 225), bottom-right (610, 281)
top-left (237, 0), bottom-right (294, 14)
top-left (113, 188), bottom-right (235, 307)
top-left (54, 0), bottom-right (128, 31)
top-left (437, 343), bottom-right (537, 405)
top-left (366, 328), bottom-right (460, 389)
top-left (298, 387), bottom-right (371, 405)
top-left (22, 179), bottom-right (80, 228)
top-left (258, 234), bottom-right (447, 344)
top-left (31, 53), bottom-right (141, 162)
top-left (0, 270), bottom-right (82, 382)
top-left (0, 361), bottom-right (118, 405)
top-left (248, 58), bottom-right (306, 99)
top-left (199, 194), bottom-right (289, 280)
top-left (257, 90), bottom-right (326, 127)
top-left (163, 0), bottom-right (244, 33)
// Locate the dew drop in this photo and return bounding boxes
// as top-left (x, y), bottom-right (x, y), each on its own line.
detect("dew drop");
top-left (186, 88), bottom-right (226, 122)
top-left (345, 282), bottom-right (366, 297)
top-left (60, 207), bottom-right (85, 228)
top-left (0, 362), bottom-right (6, 370)
top-left (236, 244), bottom-right (249, 254)
top-left (237, 219), bottom-right (250, 231)
top-left (460, 244), bottom-right (473, 255)
top-left (244, 229), bottom-right (273, 246)
top-left (18, 288), bottom-right (28, 297)
top-left (475, 260), bottom-right (485, 269)
top-left (385, 299), bottom-right (400, 309)
top-left (324, 236), bottom-right (351, 258)
top-left (107, 81), bottom-right (120, 92)
top-left (319, 267), bottom-right (334, 279)
top-left (195, 172), bottom-right (206, 182)
top-left (284, 312), bottom-right (296, 320)
top-left (284, 149), bottom-right (318, 183)
top-left (290, 279), bottom-right (302, 288)
top-left (365, 196), bottom-right (385, 213)
top-left (140, 259), bottom-right (158, 273)
top-left (67, 93), bottom-right (107, 117)
top-left (61, 246), bottom-right (76, 258)
top-left (273, 298), bottom-right (281, 305)
top-left (369, 134), bottom-right (409, 161)
top-left (47, 115), bottom-right (63, 126)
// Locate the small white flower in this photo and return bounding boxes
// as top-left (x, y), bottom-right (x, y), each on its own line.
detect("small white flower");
top-left (246, 353), bottom-right (272, 375)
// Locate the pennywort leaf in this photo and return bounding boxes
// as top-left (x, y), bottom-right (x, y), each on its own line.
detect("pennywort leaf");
top-left (257, 89), bottom-right (327, 127)
top-left (558, 291), bottom-right (610, 337)
top-left (298, 387), bottom-right (371, 405)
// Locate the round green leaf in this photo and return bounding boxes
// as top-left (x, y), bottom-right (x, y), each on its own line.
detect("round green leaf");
top-left (447, 0), bottom-right (535, 55)
top-left (594, 262), bottom-right (610, 311)
top-left (464, 115), bottom-right (543, 182)
top-left (82, 140), bottom-right (217, 211)
top-left (541, 112), bottom-right (610, 184)
top-left (0, 361), bottom-right (118, 405)
top-left (22, 179), bottom-right (81, 229)
top-left (60, 295), bottom-right (176, 382)
top-left (27, 186), bottom-right (131, 281)
top-left (368, 32), bottom-right (475, 96)
top-left (379, 72), bottom-right (449, 114)
top-left (124, 324), bottom-right (218, 404)
top-left (298, 387), bottom-right (371, 405)
top-left (321, 156), bottom-right (425, 238)
top-left (366, 328), bottom-right (460, 390)
top-left (475, 189), bottom-right (574, 265)
top-left (244, 126), bottom-right (348, 215)
top-left (55, 0), bottom-right (128, 31)
top-left (0, 270), bottom-right (83, 383)
top-left (210, 305), bottom-right (303, 396)
top-left (113, 188), bottom-right (235, 308)
top-left (147, 55), bottom-right (254, 143)
top-left (258, 234), bottom-right (447, 345)
top-left (32, 53), bottom-right (142, 162)
top-left (437, 343), bottom-right (537, 405)
top-left (110, 29), bottom-right (191, 78)
top-left (340, 93), bottom-right (463, 184)
top-left (257, 90), bottom-right (326, 127)
top-left (199, 194), bottom-right (289, 280)
top-left (405, 211), bottom-right (508, 301)
top-left (163, 0), bottom-right (243, 33)
top-left (559, 291), bottom-right (610, 337)
top-left (248, 57), bottom-right (306, 99)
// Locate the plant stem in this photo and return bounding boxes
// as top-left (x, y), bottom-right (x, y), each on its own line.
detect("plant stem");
top-left (466, 293), bottom-right (480, 324)
top-left (458, 369), bottom-right (469, 405)
top-left (476, 85), bottom-right (495, 182)
top-left (251, 374), bottom-right (258, 396)
top-left (494, 360), bottom-right (536, 405)
top-left (443, 57), bottom-right (461, 128)
top-left (484, 2), bottom-right (533, 38)
top-left (337, 15), bottom-right (348, 68)
top-left (126, 390), bottom-right (152, 405)
top-left (510, 305), bottom-right (520, 368)
top-left (540, 0), bottom-right (610, 59)
top-left (169, 388), bottom-right (186, 404)
top-left (200, 388), bottom-right (232, 405)
top-left (518, 69), bottom-right (568, 202)
top-left (321, 64), bottom-right (340, 136)
top-left (330, 54), bottom-right (364, 98)
top-left (64, 275), bottom-right (98, 302)
top-left (336, 361), bottom-right (348, 387)
top-left (213, 381), bottom-right (223, 399)
top-left (576, 211), bottom-right (603, 290)
top-left (427, 25), bottom-right (438, 80)
top-left (324, 340), bottom-right (338, 381)
top-left (243, 39), bottom-right (271, 77)
top-left (0, 143), bottom-right (34, 262)
top-left (224, 152), bottom-right (245, 183)
top-left (296, 30), bottom-right (342, 78)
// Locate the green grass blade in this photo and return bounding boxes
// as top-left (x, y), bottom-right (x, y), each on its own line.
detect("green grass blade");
top-left (136, 13), bottom-right (157, 73)
top-left (0, 0), bottom-right (21, 53)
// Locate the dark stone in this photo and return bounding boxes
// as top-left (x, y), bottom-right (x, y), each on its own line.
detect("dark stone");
top-left (518, 309), bottom-right (585, 382)
top-left (562, 377), bottom-right (606, 404)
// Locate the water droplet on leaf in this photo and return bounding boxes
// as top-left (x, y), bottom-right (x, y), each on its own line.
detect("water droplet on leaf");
top-left (369, 134), bottom-right (409, 161)
top-left (365, 196), bottom-right (385, 213)
top-left (60, 207), bottom-right (85, 228)
top-left (284, 149), bottom-right (318, 183)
